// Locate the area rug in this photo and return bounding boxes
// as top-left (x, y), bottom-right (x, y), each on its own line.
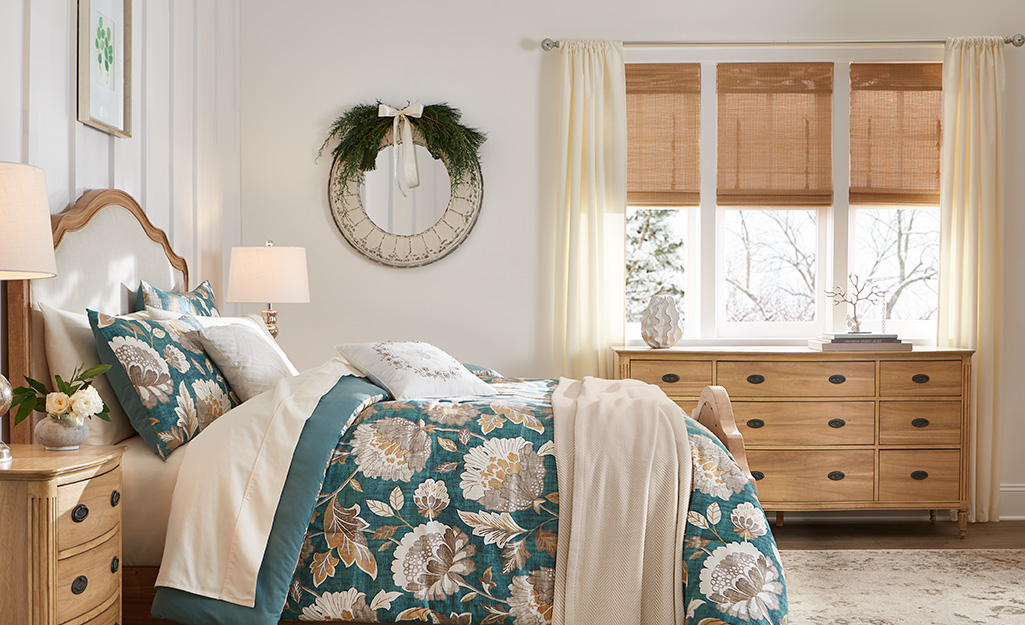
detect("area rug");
top-left (781, 549), bottom-right (1025, 624)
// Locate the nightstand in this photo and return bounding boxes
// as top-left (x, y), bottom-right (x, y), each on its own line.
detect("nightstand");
top-left (0, 445), bottom-right (126, 625)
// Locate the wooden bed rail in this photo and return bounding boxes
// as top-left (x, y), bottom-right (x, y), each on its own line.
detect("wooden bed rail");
top-left (692, 385), bottom-right (752, 481)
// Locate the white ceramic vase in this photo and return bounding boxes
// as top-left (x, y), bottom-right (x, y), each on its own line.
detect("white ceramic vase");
top-left (641, 294), bottom-right (683, 348)
top-left (34, 416), bottom-right (90, 451)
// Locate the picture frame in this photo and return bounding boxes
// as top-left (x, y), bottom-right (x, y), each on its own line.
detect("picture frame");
top-left (77, 0), bottom-right (132, 138)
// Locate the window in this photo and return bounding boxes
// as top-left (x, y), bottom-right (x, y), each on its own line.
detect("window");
top-left (625, 51), bottom-right (942, 342)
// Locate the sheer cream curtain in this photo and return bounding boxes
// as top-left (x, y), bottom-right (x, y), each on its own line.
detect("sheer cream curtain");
top-left (938, 37), bottom-right (1006, 522)
top-left (554, 41), bottom-right (627, 378)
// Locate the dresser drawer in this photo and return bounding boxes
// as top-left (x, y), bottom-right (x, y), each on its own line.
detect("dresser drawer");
top-left (81, 598), bottom-right (120, 625)
top-left (734, 401), bottom-right (874, 445)
top-left (879, 360), bottom-right (962, 396)
top-left (717, 361), bottom-right (875, 397)
top-left (58, 466), bottom-right (122, 551)
top-left (747, 450), bottom-right (874, 502)
top-left (630, 359), bottom-right (712, 396)
top-left (879, 450), bottom-right (960, 502)
top-left (879, 401), bottom-right (961, 445)
top-left (57, 530), bottom-right (121, 623)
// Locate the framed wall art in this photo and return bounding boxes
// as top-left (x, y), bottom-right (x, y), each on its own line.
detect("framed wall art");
top-left (77, 0), bottom-right (132, 138)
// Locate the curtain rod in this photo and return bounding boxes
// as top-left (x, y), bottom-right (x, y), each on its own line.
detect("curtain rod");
top-left (540, 34), bottom-right (1025, 51)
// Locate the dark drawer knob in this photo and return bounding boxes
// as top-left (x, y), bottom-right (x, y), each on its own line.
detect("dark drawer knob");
top-left (111, 556), bottom-right (120, 573)
top-left (911, 418), bottom-right (930, 428)
top-left (911, 470), bottom-right (929, 480)
top-left (661, 373), bottom-right (680, 384)
top-left (110, 490), bottom-right (120, 507)
top-left (751, 471), bottom-right (765, 481)
top-left (71, 575), bottom-right (88, 595)
top-left (912, 374), bottom-right (930, 384)
top-left (828, 418), bottom-right (846, 429)
top-left (747, 374), bottom-right (765, 385)
top-left (828, 471), bottom-right (846, 481)
top-left (71, 504), bottom-right (89, 523)
top-left (828, 374), bottom-right (846, 385)
top-left (746, 419), bottom-right (765, 429)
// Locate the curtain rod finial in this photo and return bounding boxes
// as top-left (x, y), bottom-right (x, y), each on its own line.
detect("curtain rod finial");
top-left (1008, 33), bottom-right (1025, 47)
top-left (542, 38), bottom-right (559, 51)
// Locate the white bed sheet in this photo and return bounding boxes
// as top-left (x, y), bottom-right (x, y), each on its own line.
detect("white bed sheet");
top-left (122, 434), bottom-right (187, 567)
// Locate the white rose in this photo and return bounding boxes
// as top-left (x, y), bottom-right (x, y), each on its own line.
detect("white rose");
top-left (46, 392), bottom-right (71, 416)
top-left (70, 385), bottom-right (104, 417)
top-left (69, 411), bottom-right (86, 426)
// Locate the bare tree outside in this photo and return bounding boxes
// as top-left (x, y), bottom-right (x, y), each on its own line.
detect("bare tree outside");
top-left (625, 207), bottom-right (686, 323)
top-left (724, 209), bottom-right (818, 322)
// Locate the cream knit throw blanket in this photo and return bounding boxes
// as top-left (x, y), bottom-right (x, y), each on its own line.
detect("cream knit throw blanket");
top-left (552, 377), bottom-right (693, 625)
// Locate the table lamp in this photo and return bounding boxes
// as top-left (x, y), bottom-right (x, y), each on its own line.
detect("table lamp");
top-left (226, 241), bottom-right (309, 338)
top-left (0, 163), bottom-right (58, 464)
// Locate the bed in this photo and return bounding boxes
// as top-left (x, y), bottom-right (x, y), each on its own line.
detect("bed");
top-left (4, 189), bottom-right (788, 625)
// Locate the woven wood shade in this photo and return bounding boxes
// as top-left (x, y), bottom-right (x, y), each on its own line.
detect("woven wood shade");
top-left (850, 63), bottom-right (942, 205)
top-left (626, 63), bottom-right (701, 206)
top-left (717, 63), bottom-right (833, 206)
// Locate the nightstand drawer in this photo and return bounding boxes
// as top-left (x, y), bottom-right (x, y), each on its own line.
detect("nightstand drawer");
top-left (57, 530), bottom-right (121, 623)
top-left (879, 450), bottom-right (960, 502)
top-left (630, 359), bottom-right (712, 396)
top-left (879, 401), bottom-right (961, 445)
top-left (734, 401), bottom-right (874, 445)
top-left (879, 361), bottom-right (962, 396)
top-left (717, 361), bottom-right (875, 397)
top-left (81, 598), bottom-right (120, 625)
top-left (58, 467), bottom-right (122, 551)
top-left (747, 450), bottom-right (874, 502)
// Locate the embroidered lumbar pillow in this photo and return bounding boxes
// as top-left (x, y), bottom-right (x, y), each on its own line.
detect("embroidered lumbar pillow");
top-left (336, 341), bottom-right (494, 400)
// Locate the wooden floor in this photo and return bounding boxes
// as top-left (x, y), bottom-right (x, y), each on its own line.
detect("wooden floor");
top-left (773, 519), bottom-right (1025, 550)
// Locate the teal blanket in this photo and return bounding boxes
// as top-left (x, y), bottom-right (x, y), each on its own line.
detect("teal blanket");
top-left (153, 372), bottom-right (787, 624)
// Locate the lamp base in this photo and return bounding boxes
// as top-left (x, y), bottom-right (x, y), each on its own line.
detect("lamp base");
top-left (262, 308), bottom-right (279, 338)
top-left (1, 373), bottom-right (12, 465)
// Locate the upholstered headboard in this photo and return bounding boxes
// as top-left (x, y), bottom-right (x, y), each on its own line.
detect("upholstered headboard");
top-left (4, 189), bottom-right (188, 443)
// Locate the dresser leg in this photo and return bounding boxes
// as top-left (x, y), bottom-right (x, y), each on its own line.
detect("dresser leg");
top-left (929, 509), bottom-right (936, 523)
top-left (775, 511), bottom-right (784, 527)
top-left (958, 510), bottom-right (967, 538)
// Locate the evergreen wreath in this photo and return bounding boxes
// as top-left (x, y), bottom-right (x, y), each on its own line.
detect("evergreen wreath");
top-left (319, 102), bottom-right (486, 187)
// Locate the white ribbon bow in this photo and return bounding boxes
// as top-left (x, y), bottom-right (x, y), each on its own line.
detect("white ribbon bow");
top-left (378, 102), bottom-right (423, 196)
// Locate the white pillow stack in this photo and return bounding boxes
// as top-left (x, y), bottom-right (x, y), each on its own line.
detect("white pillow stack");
top-left (198, 322), bottom-right (295, 401)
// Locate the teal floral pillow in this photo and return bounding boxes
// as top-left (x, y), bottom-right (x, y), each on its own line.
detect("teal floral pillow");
top-left (88, 310), bottom-right (239, 459)
top-left (137, 279), bottom-right (220, 316)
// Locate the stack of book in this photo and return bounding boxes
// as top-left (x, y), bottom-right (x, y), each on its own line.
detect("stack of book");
top-left (808, 332), bottom-right (913, 351)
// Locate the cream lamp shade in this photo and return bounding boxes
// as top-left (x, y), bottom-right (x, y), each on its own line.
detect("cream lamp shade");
top-left (0, 163), bottom-right (57, 280)
top-left (226, 242), bottom-right (309, 337)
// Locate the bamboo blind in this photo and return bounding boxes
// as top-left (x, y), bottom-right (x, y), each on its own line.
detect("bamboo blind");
top-left (717, 63), bottom-right (834, 206)
top-left (849, 63), bottom-right (942, 205)
top-left (626, 63), bottom-right (701, 206)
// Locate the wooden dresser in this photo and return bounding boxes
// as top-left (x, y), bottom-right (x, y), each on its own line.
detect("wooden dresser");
top-left (612, 347), bottom-right (974, 536)
top-left (0, 445), bottom-right (126, 625)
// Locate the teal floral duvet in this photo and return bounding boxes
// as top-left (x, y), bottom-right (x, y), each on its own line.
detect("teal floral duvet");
top-left (154, 371), bottom-right (787, 625)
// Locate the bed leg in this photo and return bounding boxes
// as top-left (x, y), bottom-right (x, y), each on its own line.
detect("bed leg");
top-left (775, 511), bottom-right (784, 527)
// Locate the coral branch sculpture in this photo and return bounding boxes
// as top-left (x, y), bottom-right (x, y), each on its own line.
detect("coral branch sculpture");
top-left (824, 274), bottom-right (884, 333)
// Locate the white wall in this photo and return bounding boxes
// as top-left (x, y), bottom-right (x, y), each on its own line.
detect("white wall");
top-left (0, 0), bottom-right (241, 441)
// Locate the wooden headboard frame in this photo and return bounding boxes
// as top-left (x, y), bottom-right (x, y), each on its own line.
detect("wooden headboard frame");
top-left (3, 189), bottom-right (188, 443)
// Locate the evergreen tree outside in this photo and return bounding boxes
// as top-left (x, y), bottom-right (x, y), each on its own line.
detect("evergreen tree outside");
top-left (625, 207), bottom-right (686, 323)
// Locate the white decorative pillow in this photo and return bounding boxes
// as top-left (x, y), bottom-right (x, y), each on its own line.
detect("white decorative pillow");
top-left (198, 323), bottom-right (295, 402)
top-left (336, 341), bottom-right (494, 400)
top-left (38, 303), bottom-right (144, 445)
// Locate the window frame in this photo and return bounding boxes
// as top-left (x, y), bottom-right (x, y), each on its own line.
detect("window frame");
top-left (624, 44), bottom-right (943, 346)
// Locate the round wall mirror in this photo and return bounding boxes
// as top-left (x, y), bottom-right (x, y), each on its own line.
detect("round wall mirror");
top-left (328, 128), bottom-right (483, 268)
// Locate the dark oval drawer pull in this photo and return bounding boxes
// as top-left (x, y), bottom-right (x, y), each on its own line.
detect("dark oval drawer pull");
top-left (661, 373), bottom-right (680, 384)
top-left (828, 418), bottom-right (846, 429)
top-left (111, 556), bottom-right (120, 573)
top-left (110, 490), bottom-right (120, 507)
top-left (751, 471), bottom-right (765, 481)
top-left (747, 374), bottom-right (765, 385)
top-left (71, 504), bottom-right (89, 523)
top-left (828, 374), bottom-right (846, 385)
top-left (911, 418), bottom-right (930, 428)
top-left (827, 471), bottom-right (846, 481)
top-left (912, 374), bottom-right (930, 384)
top-left (911, 470), bottom-right (929, 480)
top-left (71, 575), bottom-right (88, 595)
top-left (746, 419), bottom-right (765, 429)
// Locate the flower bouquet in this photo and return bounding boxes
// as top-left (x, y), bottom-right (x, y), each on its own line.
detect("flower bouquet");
top-left (10, 364), bottom-right (112, 450)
